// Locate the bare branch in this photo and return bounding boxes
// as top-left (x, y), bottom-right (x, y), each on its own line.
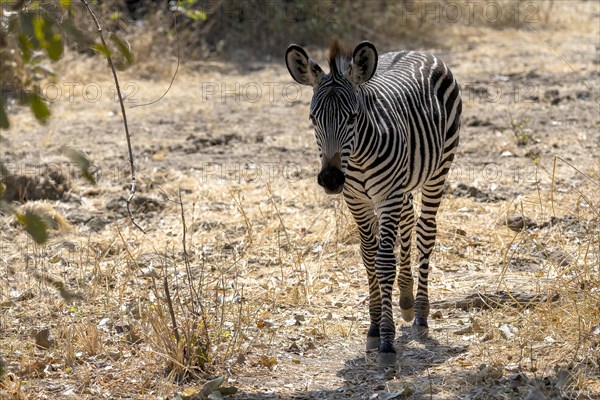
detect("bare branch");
top-left (80, 0), bottom-right (145, 233)
top-left (130, 8), bottom-right (180, 109)
top-left (163, 275), bottom-right (180, 344)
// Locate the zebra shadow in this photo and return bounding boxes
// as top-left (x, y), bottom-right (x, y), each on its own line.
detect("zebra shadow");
top-left (328, 331), bottom-right (468, 399)
top-left (233, 326), bottom-right (467, 400)
top-left (233, 331), bottom-right (466, 399)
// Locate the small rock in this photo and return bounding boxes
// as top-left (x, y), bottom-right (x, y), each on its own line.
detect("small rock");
top-left (499, 323), bottom-right (517, 340)
top-left (509, 372), bottom-right (529, 388)
top-left (294, 314), bottom-right (305, 323)
top-left (304, 340), bottom-right (317, 351)
top-left (505, 364), bottom-right (520, 372)
top-left (35, 328), bottom-right (55, 349)
top-left (97, 318), bottom-right (112, 331)
top-left (576, 91), bottom-right (591, 100)
top-left (378, 386), bottom-right (414, 399)
top-left (544, 89), bottom-right (559, 100)
top-left (471, 318), bottom-right (484, 333)
top-left (492, 75), bottom-right (510, 82)
top-left (524, 385), bottom-right (547, 400)
top-left (107, 350), bottom-right (122, 360)
top-left (198, 376), bottom-right (225, 398)
top-left (555, 369), bottom-right (573, 391)
top-left (547, 250), bottom-right (572, 267)
top-left (481, 331), bottom-right (494, 342)
top-left (504, 214), bottom-right (534, 232)
top-left (15, 290), bottom-right (35, 302)
top-left (286, 342), bottom-right (301, 354)
top-left (454, 325), bottom-right (474, 335)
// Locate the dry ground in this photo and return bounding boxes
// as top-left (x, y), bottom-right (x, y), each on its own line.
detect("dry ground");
top-left (1, 1), bottom-right (599, 399)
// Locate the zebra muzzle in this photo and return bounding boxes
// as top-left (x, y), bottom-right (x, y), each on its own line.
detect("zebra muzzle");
top-left (317, 165), bottom-right (345, 194)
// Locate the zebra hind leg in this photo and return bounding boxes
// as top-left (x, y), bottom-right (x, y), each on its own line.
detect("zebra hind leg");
top-left (413, 183), bottom-right (446, 338)
top-left (397, 194), bottom-right (415, 323)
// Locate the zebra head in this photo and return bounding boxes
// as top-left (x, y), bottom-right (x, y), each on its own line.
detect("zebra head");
top-left (285, 40), bottom-right (378, 194)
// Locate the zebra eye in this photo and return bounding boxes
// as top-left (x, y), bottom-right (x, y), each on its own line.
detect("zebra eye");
top-left (348, 113), bottom-right (358, 124)
top-left (309, 114), bottom-right (316, 125)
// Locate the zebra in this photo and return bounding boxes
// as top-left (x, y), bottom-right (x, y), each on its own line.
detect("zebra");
top-left (285, 39), bottom-right (461, 366)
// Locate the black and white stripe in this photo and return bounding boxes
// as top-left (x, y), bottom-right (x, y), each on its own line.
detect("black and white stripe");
top-left (286, 40), bottom-right (461, 366)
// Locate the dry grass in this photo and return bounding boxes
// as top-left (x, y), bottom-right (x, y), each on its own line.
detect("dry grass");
top-left (1, 138), bottom-right (597, 399)
top-left (468, 173), bottom-right (599, 398)
top-left (0, 167), bottom-right (366, 397)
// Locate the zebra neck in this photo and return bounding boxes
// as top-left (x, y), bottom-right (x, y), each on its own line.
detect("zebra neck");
top-left (352, 87), bottom-right (408, 167)
top-left (351, 112), bottom-right (380, 167)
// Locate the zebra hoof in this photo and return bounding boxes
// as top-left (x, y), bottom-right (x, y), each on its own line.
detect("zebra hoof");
top-left (366, 336), bottom-right (380, 351)
top-left (400, 307), bottom-right (414, 322)
top-left (378, 342), bottom-right (397, 366)
top-left (412, 318), bottom-right (429, 339)
top-left (378, 351), bottom-right (397, 367)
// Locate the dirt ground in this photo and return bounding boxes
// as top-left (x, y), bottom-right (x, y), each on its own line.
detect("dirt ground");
top-left (1, 1), bottom-right (599, 399)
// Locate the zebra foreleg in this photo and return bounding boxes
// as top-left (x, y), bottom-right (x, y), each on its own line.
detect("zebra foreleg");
top-left (363, 246), bottom-right (381, 351)
top-left (375, 200), bottom-right (402, 366)
top-left (359, 219), bottom-right (381, 351)
top-left (346, 197), bottom-right (381, 351)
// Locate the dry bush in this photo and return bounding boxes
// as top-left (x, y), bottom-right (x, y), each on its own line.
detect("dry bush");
top-left (81, 0), bottom-right (558, 65)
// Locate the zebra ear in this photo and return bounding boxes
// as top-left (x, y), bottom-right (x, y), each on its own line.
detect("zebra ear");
top-left (285, 44), bottom-right (324, 87)
top-left (348, 41), bottom-right (378, 86)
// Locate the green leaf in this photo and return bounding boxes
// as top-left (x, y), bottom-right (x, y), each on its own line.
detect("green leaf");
top-left (60, 0), bottom-right (71, 8)
top-left (61, 20), bottom-right (92, 44)
top-left (109, 33), bottom-right (133, 65)
top-left (19, 13), bottom-right (39, 48)
top-left (60, 145), bottom-right (97, 185)
top-left (32, 15), bottom-right (63, 61)
top-left (44, 26), bottom-right (63, 61)
top-left (90, 43), bottom-right (112, 58)
top-left (32, 15), bottom-right (46, 47)
top-left (16, 210), bottom-right (49, 244)
top-left (18, 33), bottom-right (33, 63)
top-left (0, 100), bottom-right (9, 130)
top-left (29, 91), bottom-right (51, 123)
top-left (185, 9), bottom-right (207, 21)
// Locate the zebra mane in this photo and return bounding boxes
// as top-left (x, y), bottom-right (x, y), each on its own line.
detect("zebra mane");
top-left (327, 39), bottom-right (352, 77)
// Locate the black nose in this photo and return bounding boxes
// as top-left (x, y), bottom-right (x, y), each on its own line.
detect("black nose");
top-left (317, 166), bottom-right (345, 194)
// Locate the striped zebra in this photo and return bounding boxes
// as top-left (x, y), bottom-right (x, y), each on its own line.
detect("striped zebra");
top-left (285, 39), bottom-right (461, 366)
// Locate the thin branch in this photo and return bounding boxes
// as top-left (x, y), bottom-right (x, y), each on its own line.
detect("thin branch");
top-left (130, 7), bottom-right (180, 109)
top-left (80, 0), bottom-right (145, 233)
top-left (164, 274), bottom-right (180, 343)
top-left (178, 188), bottom-right (199, 309)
